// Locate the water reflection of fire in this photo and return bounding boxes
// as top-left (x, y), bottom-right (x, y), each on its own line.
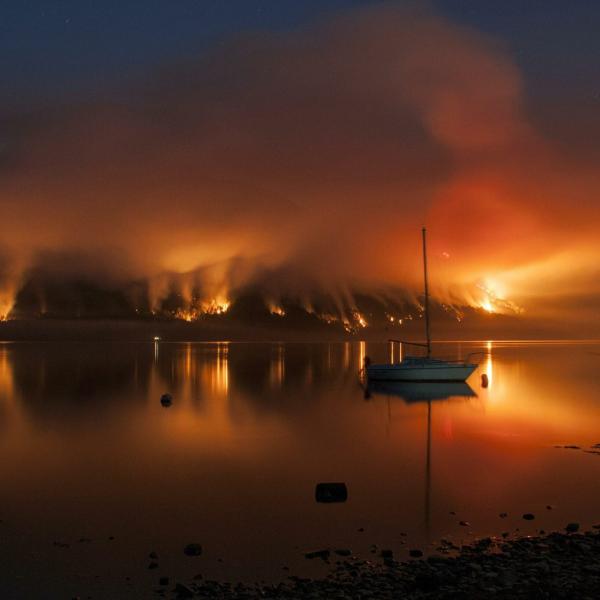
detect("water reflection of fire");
top-left (215, 343), bottom-right (229, 396)
top-left (486, 340), bottom-right (494, 388)
top-left (269, 345), bottom-right (285, 388)
top-left (0, 346), bottom-right (14, 400)
top-left (359, 340), bottom-right (366, 370)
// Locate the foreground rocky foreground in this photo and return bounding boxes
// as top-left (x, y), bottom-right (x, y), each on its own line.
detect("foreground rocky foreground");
top-left (158, 529), bottom-right (600, 599)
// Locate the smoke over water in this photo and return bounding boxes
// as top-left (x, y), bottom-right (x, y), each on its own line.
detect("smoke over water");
top-left (1, 4), bottom-right (598, 329)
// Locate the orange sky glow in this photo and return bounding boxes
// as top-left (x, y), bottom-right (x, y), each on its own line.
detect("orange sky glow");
top-left (0, 4), bottom-right (598, 331)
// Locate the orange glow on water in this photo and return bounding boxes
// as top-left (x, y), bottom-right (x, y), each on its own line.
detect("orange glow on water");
top-left (0, 346), bottom-right (14, 400)
top-left (269, 345), bottom-right (285, 388)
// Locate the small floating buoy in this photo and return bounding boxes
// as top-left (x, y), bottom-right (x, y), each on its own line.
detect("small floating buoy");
top-left (160, 393), bottom-right (172, 407)
top-left (481, 373), bottom-right (489, 388)
top-left (315, 482), bottom-right (348, 503)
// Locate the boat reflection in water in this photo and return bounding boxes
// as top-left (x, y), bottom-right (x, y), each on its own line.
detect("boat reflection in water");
top-left (366, 380), bottom-right (477, 533)
top-left (366, 380), bottom-right (476, 403)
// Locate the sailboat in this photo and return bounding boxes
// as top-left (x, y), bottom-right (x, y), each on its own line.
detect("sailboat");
top-left (366, 228), bottom-right (477, 382)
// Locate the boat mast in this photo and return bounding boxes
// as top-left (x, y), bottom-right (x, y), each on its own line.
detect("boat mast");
top-left (422, 227), bottom-right (431, 358)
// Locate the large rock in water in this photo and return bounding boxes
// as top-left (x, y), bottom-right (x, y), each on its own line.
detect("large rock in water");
top-left (183, 543), bottom-right (203, 556)
top-left (315, 482), bottom-right (348, 503)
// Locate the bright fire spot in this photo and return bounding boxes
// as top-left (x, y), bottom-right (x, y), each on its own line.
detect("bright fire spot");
top-left (269, 304), bottom-right (286, 317)
top-left (481, 299), bottom-right (494, 313)
top-left (174, 297), bottom-right (231, 321)
top-left (175, 309), bottom-right (196, 322)
top-left (355, 312), bottom-right (367, 328)
top-left (0, 294), bottom-right (16, 321)
top-left (475, 277), bottom-right (523, 315)
top-left (386, 314), bottom-right (403, 324)
top-left (319, 313), bottom-right (338, 325)
top-left (342, 311), bottom-right (368, 333)
top-left (200, 298), bottom-right (230, 315)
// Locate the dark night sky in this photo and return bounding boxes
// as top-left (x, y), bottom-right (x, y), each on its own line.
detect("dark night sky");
top-left (2, 0), bottom-right (598, 103)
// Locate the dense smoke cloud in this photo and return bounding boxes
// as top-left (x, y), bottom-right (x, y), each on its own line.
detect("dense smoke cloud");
top-left (0, 3), bottom-right (598, 324)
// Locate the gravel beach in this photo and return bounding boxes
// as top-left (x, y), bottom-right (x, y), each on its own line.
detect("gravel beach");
top-left (157, 529), bottom-right (600, 599)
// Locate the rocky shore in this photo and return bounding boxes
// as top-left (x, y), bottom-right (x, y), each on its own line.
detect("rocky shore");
top-left (157, 529), bottom-right (600, 599)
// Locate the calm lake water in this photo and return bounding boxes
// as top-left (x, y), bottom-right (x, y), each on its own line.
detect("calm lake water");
top-left (1, 340), bottom-right (600, 599)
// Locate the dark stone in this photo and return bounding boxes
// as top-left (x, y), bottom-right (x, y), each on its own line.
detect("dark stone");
top-left (159, 577), bottom-right (169, 586)
top-left (459, 521), bottom-right (470, 527)
top-left (315, 482), bottom-right (347, 503)
top-left (499, 512), bottom-right (508, 518)
top-left (148, 562), bottom-right (158, 570)
top-left (174, 583), bottom-right (194, 598)
top-left (149, 551), bottom-right (158, 559)
top-left (414, 572), bottom-right (440, 591)
top-left (183, 543), bottom-right (203, 556)
top-left (409, 549), bottom-right (423, 558)
top-left (522, 513), bottom-right (535, 520)
top-left (160, 393), bottom-right (173, 407)
top-left (566, 522), bottom-right (580, 533)
top-left (335, 549), bottom-right (352, 557)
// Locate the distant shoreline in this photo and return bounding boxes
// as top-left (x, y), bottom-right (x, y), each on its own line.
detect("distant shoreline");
top-left (1, 318), bottom-right (597, 343)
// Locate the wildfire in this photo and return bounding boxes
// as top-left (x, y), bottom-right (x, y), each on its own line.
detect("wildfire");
top-left (318, 313), bottom-right (338, 325)
top-left (354, 311), bottom-right (367, 328)
top-left (481, 298), bottom-right (494, 313)
top-left (174, 296), bottom-right (231, 321)
top-left (386, 314), bottom-right (403, 325)
top-left (175, 308), bottom-right (197, 322)
top-left (200, 298), bottom-right (230, 315)
top-left (476, 277), bottom-right (523, 315)
top-left (0, 292), bottom-right (16, 321)
top-left (341, 310), bottom-right (368, 333)
top-left (269, 304), bottom-right (286, 317)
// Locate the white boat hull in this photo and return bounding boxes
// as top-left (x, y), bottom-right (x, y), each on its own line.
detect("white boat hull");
top-left (367, 363), bottom-right (477, 382)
